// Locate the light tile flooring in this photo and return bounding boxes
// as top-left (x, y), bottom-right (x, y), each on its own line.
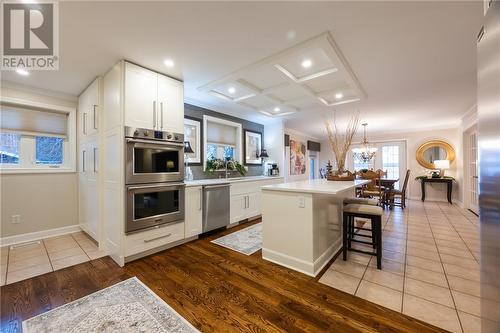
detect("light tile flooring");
top-left (319, 200), bottom-right (495, 333)
top-left (0, 232), bottom-right (106, 286)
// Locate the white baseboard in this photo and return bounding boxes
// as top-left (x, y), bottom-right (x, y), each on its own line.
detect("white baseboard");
top-left (0, 224), bottom-right (81, 247)
top-left (262, 240), bottom-right (340, 277)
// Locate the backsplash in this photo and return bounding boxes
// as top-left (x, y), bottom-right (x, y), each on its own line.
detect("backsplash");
top-left (184, 103), bottom-right (265, 180)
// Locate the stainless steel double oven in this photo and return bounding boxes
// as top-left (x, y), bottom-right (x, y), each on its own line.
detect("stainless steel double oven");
top-left (125, 127), bottom-right (185, 233)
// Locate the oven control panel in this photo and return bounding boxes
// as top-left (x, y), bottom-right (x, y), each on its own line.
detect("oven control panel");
top-left (126, 126), bottom-right (183, 143)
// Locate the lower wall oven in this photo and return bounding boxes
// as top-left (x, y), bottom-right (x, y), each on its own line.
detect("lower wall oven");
top-left (126, 182), bottom-right (185, 234)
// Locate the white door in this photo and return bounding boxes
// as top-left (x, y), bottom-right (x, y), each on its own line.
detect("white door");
top-left (379, 142), bottom-right (407, 189)
top-left (246, 192), bottom-right (261, 219)
top-left (87, 139), bottom-right (99, 240)
top-left (157, 75), bottom-right (184, 133)
top-left (78, 88), bottom-right (90, 137)
top-left (468, 131), bottom-right (479, 214)
top-left (78, 142), bottom-right (89, 233)
top-left (185, 186), bottom-right (203, 238)
top-left (230, 194), bottom-right (247, 224)
top-left (87, 78), bottom-right (100, 136)
top-left (124, 62), bottom-right (158, 130)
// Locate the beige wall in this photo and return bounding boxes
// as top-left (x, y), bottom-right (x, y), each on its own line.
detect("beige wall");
top-left (320, 127), bottom-right (463, 204)
top-left (1, 173), bottom-right (78, 237)
top-left (285, 129), bottom-right (319, 182)
top-left (1, 82), bottom-right (79, 238)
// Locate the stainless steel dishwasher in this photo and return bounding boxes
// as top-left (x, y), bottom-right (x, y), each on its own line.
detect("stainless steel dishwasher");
top-left (202, 183), bottom-right (230, 232)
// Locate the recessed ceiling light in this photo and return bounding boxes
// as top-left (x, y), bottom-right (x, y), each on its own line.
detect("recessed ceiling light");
top-left (163, 59), bottom-right (175, 67)
top-left (227, 87), bottom-right (236, 94)
top-left (335, 93), bottom-right (343, 100)
top-left (16, 69), bottom-right (29, 76)
top-left (301, 59), bottom-right (312, 68)
top-left (273, 107), bottom-right (281, 112)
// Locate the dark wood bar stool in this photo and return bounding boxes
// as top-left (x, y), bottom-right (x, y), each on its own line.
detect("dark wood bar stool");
top-left (342, 204), bottom-right (383, 269)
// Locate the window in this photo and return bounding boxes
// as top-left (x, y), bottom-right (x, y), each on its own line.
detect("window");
top-left (0, 133), bottom-right (20, 164)
top-left (203, 115), bottom-right (242, 169)
top-left (382, 145), bottom-right (400, 189)
top-left (207, 143), bottom-right (235, 160)
top-left (353, 158), bottom-right (373, 171)
top-left (0, 101), bottom-right (75, 173)
top-left (36, 136), bottom-right (64, 164)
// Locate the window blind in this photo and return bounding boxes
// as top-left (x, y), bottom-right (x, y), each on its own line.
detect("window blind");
top-left (0, 104), bottom-right (68, 138)
top-left (206, 121), bottom-right (237, 146)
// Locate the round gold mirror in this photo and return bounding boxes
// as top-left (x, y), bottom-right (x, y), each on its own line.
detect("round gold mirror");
top-left (416, 140), bottom-right (455, 169)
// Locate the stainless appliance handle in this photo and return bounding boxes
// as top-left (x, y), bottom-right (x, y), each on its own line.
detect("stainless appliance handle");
top-left (153, 101), bottom-right (157, 129)
top-left (93, 105), bottom-right (98, 130)
top-left (127, 183), bottom-right (185, 191)
top-left (204, 184), bottom-right (230, 189)
top-left (126, 138), bottom-right (184, 147)
top-left (144, 233), bottom-right (172, 243)
top-left (160, 102), bottom-right (164, 130)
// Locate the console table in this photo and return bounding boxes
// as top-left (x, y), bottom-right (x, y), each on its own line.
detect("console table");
top-left (420, 178), bottom-right (453, 204)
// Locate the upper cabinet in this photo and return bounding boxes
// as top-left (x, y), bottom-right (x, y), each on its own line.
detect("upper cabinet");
top-left (78, 77), bottom-right (100, 138)
top-left (124, 62), bottom-right (184, 133)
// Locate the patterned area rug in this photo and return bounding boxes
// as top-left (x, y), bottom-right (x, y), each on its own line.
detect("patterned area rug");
top-left (22, 277), bottom-right (199, 333)
top-left (211, 223), bottom-right (262, 255)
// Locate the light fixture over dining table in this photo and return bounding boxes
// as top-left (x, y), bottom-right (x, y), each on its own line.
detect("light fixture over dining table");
top-left (352, 123), bottom-right (377, 162)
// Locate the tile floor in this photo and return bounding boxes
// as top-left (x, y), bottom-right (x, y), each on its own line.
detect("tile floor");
top-left (319, 200), bottom-right (495, 333)
top-left (1, 232), bottom-right (106, 286)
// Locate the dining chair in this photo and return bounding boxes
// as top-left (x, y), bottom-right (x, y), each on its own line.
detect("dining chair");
top-left (387, 170), bottom-right (411, 209)
top-left (359, 170), bottom-right (385, 205)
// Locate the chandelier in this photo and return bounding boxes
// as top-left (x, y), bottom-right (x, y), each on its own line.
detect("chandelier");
top-left (352, 123), bottom-right (377, 162)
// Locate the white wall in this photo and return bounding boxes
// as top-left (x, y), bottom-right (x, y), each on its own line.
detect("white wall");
top-left (0, 82), bottom-right (79, 238)
top-left (320, 127), bottom-right (463, 204)
top-left (264, 120), bottom-right (285, 175)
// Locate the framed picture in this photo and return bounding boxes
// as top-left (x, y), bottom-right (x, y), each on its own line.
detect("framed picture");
top-left (290, 139), bottom-right (306, 175)
top-left (244, 130), bottom-right (262, 165)
top-left (184, 117), bottom-right (202, 164)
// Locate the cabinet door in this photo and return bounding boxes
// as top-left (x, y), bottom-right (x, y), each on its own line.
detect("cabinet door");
top-left (157, 75), bottom-right (184, 133)
top-left (124, 62), bottom-right (158, 130)
top-left (78, 88), bottom-right (89, 137)
top-left (230, 194), bottom-right (247, 224)
top-left (246, 192), bottom-right (261, 219)
top-left (78, 143), bottom-right (88, 230)
top-left (185, 186), bottom-right (203, 238)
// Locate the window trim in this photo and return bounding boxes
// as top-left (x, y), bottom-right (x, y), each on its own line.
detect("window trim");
top-left (202, 115), bottom-right (242, 170)
top-left (0, 96), bottom-right (76, 174)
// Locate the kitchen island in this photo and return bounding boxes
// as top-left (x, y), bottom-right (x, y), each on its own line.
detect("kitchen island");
top-left (261, 179), bottom-right (370, 277)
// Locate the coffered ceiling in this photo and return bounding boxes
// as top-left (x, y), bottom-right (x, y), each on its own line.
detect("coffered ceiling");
top-left (198, 32), bottom-right (365, 118)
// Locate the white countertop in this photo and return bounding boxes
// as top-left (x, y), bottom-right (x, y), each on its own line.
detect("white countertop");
top-left (184, 175), bottom-right (283, 187)
top-left (261, 179), bottom-right (370, 195)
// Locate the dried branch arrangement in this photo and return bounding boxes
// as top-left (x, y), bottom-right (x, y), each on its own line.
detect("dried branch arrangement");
top-left (324, 111), bottom-right (360, 175)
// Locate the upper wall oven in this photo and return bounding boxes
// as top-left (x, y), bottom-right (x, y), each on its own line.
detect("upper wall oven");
top-left (125, 127), bottom-right (184, 184)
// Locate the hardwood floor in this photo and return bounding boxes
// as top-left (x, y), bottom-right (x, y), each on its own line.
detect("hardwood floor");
top-left (1, 220), bottom-right (448, 333)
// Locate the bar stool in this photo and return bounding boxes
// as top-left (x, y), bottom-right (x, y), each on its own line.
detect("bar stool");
top-left (343, 198), bottom-right (379, 206)
top-left (342, 204), bottom-right (383, 269)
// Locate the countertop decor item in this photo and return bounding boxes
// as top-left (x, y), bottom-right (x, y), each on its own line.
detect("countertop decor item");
top-left (352, 123), bottom-right (377, 163)
top-left (324, 111), bottom-right (359, 176)
top-left (327, 170), bottom-right (355, 181)
top-left (205, 158), bottom-right (247, 176)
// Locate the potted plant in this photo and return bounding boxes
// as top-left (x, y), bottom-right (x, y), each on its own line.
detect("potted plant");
top-left (205, 158), bottom-right (247, 176)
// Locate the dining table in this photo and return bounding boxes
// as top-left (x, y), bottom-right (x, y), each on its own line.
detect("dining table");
top-left (355, 176), bottom-right (399, 206)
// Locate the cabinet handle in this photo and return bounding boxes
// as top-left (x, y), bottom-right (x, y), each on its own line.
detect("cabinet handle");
top-left (93, 147), bottom-right (98, 173)
top-left (83, 113), bottom-right (87, 135)
top-left (160, 102), bottom-right (164, 130)
top-left (93, 105), bottom-right (98, 130)
top-left (199, 188), bottom-right (202, 210)
top-left (82, 150), bottom-right (86, 172)
top-left (153, 101), bottom-right (157, 129)
top-left (144, 233), bottom-right (172, 243)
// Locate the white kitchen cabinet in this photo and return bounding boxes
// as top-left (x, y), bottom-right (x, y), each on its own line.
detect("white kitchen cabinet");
top-left (78, 132), bottom-right (100, 240)
top-left (246, 191), bottom-right (261, 219)
top-left (157, 75), bottom-right (184, 133)
top-left (78, 78), bottom-right (100, 138)
top-left (230, 193), bottom-right (248, 224)
top-left (185, 186), bottom-right (203, 238)
top-left (124, 62), bottom-right (184, 132)
top-left (124, 62), bottom-right (158, 130)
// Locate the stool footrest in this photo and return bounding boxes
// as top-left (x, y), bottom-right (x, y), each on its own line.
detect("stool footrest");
top-left (349, 248), bottom-right (377, 256)
top-left (350, 238), bottom-right (375, 246)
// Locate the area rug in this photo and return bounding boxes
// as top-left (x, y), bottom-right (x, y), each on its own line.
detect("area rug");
top-left (211, 223), bottom-right (262, 255)
top-left (22, 277), bottom-right (199, 333)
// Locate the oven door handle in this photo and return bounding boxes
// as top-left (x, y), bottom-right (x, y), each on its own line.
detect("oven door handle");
top-left (127, 183), bottom-right (186, 191)
top-left (126, 138), bottom-right (184, 147)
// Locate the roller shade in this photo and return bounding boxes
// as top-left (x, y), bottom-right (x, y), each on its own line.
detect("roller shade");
top-left (207, 121), bottom-right (237, 146)
top-left (0, 104), bottom-right (68, 138)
